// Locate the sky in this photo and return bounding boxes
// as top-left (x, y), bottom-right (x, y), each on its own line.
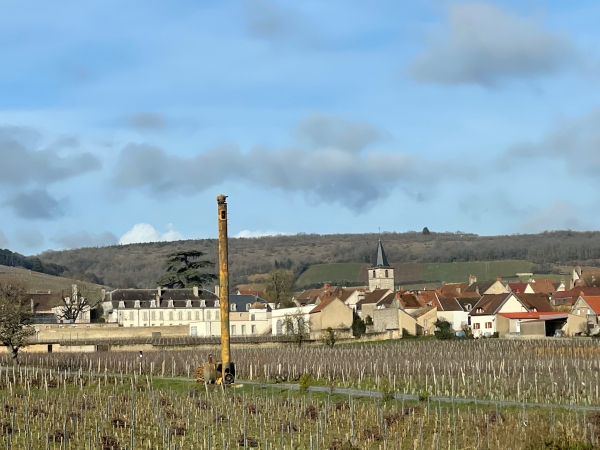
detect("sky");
top-left (1, 0), bottom-right (600, 255)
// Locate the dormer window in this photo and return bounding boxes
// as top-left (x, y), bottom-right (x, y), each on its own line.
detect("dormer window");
top-left (214, 300), bottom-right (220, 308)
top-left (150, 300), bottom-right (156, 308)
top-left (476, 307), bottom-right (483, 314)
top-left (246, 303), bottom-right (251, 311)
top-left (531, 307), bottom-right (537, 312)
top-left (465, 304), bottom-right (472, 311)
top-left (118, 301), bottom-right (125, 308)
top-left (168, 300), bottom-right (174, 308)
top-left (200, 300), bottom-right (206, 307)
top-left (231, 304), bottom-right (237, 312)
top-left (134, 300), bottom-right (140, 308)
top-left (186, 300), bottom-right (192, 308)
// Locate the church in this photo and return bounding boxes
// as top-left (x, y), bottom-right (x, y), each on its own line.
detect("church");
top-left (368, 239), bottom-right (394, 291)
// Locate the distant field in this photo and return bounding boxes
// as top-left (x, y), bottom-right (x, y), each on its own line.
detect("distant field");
top-left (297, 260), bottom-right (556, 288)
top-left (296, 263), bottom-right (364, 287)
top-left (0, 266), bottom-right (104, 297)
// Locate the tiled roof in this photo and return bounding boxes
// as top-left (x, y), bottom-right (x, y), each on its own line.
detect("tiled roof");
top-left (29, 293), bottom-right (60, 312)
top-left (309, 297), bottom-right (337, 314)
top-left (514, 293), bottom-right (553, 312)
top-left (436, 296), bottom-right (464, 311)
top-left (397, 293), bottom-right (421, 309)
top-left (469, 294), bottom-right (512, 316)
top-left (441, 283), bottom-right (469, 295)
top-left (408, 305), bottom-right (435, 319)
top-left (377, 293), bottom-right (396, 308)
top-left (508, 283), bottom-right (528, 293)
top-left (579, 296), bottom-right (600, 314)
top-left (465, 280), bottom-right (497, 294)
top-left (528, 280), bottom-right (557, 295)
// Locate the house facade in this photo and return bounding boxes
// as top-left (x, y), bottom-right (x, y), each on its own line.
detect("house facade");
top-left (468, 293), bottom-right (529, 338)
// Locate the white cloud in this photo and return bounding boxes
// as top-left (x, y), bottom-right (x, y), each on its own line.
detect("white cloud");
top-left (235, 229), bottom-right (288, 238)
top-left (518, 200), bottom-right (582, 233)
top-left (119, 223), bottom-right (184, 245)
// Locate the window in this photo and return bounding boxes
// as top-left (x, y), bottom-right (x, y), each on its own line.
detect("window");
top-left (178, 311), bottom-right (183, 320)
top-left (385, 270), bottom-right (388, 278)
top-left (195, 311), bottom-right (200, 320)
top-left (129, 311), bottom-right (134, 321)
top-left (473, 323), bottom-right (480, 329)
top-left (372, 270), bottom-right (376, 278)
top-left (231, 325), bottom-right (236, 335)
top-left (241, 325), bottom-right (246, 335)
top-left (251, 325), bottom-right (256, 334)
top-left (588, 308), bottom-right (592, 315)
top-left (578, 310), bottom-right (581, 315)
top-left (187, 311), bottom-right (191, 320)
top-left (250, 314), bottom-right (255, 321)
top-left (191, 326), bottom-right (197, 336)
top-left (231, 304), bottom-right (237, 311)
top-left (276, 320), bottom-right (283, 335)
top-left (215, 311), bottom-right (219, 320)
top-left (465, 304), bottom-right (472, 311)
top-left (143, 312), bottom-right (148, 321)
top-left (206, 311), bottom-right (211, 321)
top-left (134, 300), bottom-right (140, 308)
top-left (159, 311), bottom-right (164, 320)
top-left (423, 318), bottom-right (428, 328)
top-left (168, 312), bottom-right (174, 321)
top-left (151, 311), bottom-right (156, 321)
top-left (476, 308), bottom-right (483, 313)
top-left (485, 322), bottom-right (492, 329)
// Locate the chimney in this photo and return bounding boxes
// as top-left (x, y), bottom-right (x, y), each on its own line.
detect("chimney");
top-left (496, 277), bottom-right (502, 282)
top-left (456, 287), bottom-right (461, 294)
top-left (396, 291), bottom-right (402, 299)
top-left (436, 287), bottom-right (441, 293)
top-left (214, 285), bottom-right (220, 297)
top-left (193, 286), bottom-right (199, 297)
top-left (475, 286), bottom-right (480, 295)
top-left (423, 286), bottom-right (427, 290)
top-left (101, 288), bottom-right (106, 299)
top-left (468, 274), bottom-right (477, 286)
top-left (324, 283), bottom-right (331, 290)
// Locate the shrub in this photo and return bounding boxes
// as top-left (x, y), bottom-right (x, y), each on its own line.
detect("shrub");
top-left (299, 373), bottom-right (313, 392)
top-left (322, 327), bottom-right (336, 348)
top-left (433, 318), bottom-right (454, 340)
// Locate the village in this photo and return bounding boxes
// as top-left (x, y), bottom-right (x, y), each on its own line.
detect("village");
top-left (24, 238), bottom-right (600, 348)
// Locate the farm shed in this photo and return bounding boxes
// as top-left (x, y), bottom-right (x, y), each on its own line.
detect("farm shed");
top-left (497, 312), bottom-right (568, 338)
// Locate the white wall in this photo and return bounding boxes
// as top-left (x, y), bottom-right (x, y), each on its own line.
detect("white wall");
top-left (271, 305), bottom-right (315, 336)
top-left (189, 308), bottom-right (271, 337)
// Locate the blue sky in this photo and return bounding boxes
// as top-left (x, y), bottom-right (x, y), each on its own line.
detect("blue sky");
top-left (1, 0), bottom-right (600, 254)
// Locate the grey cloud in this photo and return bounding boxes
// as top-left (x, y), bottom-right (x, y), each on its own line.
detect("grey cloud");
top-left (502, 110), bottom-right (600, 175)
top-left (410, 3), bottom-right (577, 86)
top-left (243, 0), bottom-right (322, 48)
top-left (130, 112), bottom-right (166, 131)
top-left (52, 230), bottom-right (118, 249)
top-left (518, 200), bottom-right (582, 233)
top-left (15, 229), bottom-right (44, 249)
top-left (0, 125), bottom-right (102, 186)
top-left (113, 114), bottom-right (471, 212)
top-left (293, 113), bottom-right (381, 153)
top-left (0, 230), bottom-right (8, 248)
top-left (3, 189), bottom-right (67, 220)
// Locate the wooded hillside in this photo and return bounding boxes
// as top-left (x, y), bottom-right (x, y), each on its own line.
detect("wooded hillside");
top-left (32, 230), bottom-right (600, 289)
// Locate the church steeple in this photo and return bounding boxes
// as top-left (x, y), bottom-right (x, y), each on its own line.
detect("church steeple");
top-left (371, 239), bottom-right (391, 268)
top-left (368, 239), bottom-right (394, 291)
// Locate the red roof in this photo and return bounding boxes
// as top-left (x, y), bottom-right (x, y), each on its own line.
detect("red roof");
top-left (508, 283), bottom-right (528, 293)
top-left (498, 311), bottom-right (567, 319)
top-left (579, 296), bottom-right (600, 314)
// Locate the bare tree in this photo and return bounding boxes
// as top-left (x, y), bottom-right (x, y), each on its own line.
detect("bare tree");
top-left (0, 283), bottom-right (35, 364)
top-left (266, 269), bottom-right (295, 308)
top-left (54, 283), bottom-right (102, 323)
top-left (282, 308), bottom-right (311, 347)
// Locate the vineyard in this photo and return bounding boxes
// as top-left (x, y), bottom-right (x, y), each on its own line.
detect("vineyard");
top-left (2, 339), bottom-right (600, 448)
